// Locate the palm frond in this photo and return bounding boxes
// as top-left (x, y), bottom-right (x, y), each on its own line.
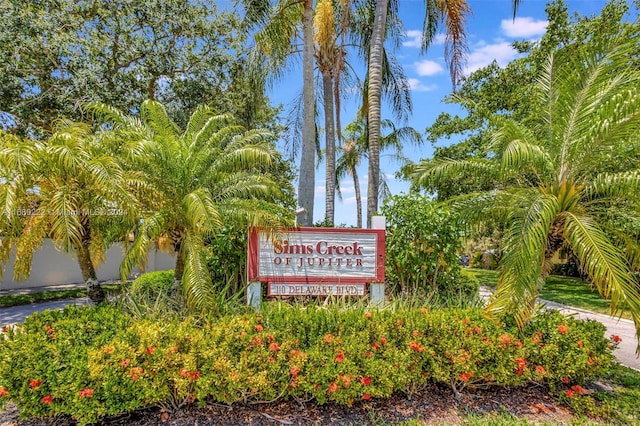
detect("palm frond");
top-left (182, 188), bottom-right (223, 235)
top-left (411, 157), bottom-right (497, 189)
top-left (13, 212), bottom-right (49, 281)
top-left (485, 192), bottom-right (560, 327)
top-left (120, 212), bottom-right (166, 280)
top-left (584, 171), bottom-right (640, 201)
top-left (181, 230), bottom-right (216, 311)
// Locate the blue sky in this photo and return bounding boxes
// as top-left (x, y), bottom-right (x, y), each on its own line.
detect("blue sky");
top-left (265, 0), bottom-right (618, 226)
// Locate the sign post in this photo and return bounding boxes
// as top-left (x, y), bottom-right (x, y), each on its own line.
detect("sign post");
top-left (247, 224), bottom-right (385, 306)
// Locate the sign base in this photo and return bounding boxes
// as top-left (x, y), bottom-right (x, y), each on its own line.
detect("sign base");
top-left (268, 283), bottom-right (365, 296)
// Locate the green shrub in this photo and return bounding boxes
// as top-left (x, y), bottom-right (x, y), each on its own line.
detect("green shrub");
top-left (381, 194), bottom-right (474, 302)
top-left (0, 305), bottom-right (616, 425)
top-left (0, 305), bottom-right (130, 424)
top-left (129, 270), bottom-right (174, 298)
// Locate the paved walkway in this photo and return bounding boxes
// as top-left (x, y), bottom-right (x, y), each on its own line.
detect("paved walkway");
top-left (1, 289), bottom-right (638, 370)
top-left (480, 286), bottom-right (640, 370)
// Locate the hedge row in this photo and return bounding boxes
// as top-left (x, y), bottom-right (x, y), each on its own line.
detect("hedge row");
top-left (0, 304), bottom-right (618, 425)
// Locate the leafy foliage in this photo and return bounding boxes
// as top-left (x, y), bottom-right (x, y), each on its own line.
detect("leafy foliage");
top-left (381, 194), bottom-right (477, 301)
top-left (0, 0), bottom-right (279, 134)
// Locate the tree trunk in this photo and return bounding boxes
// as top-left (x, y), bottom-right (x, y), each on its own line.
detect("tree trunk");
top-left (172, 239), bottom-right (184, 294)
top-left (366, 0), bottom-right (388, 227)
top-left (323, 71), bottom-right (336, 225)
top-left (352, 165), bottom-right (362, 229)
top-left (297, 0), bottom-right (316, 227)
top-left (75, 241), bottom-right (104, 304)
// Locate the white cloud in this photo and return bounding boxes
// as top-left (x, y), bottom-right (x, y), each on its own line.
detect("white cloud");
top-left (415, 60), bottom-right (444, 76)
top-left (403, 31), bottom-right (446, 48)
top-left (408, 78), bottom-right (437, 92)
top-left (464, 41), bottom-right (519, 74)
top-left (500, 17), bottom-right (548, 38)
top-left (403, 30), bottom-right (422, 48)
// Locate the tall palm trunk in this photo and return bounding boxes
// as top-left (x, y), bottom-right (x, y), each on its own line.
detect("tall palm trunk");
top-left (366, 0), bottom-right (388, 227)
top-left (298, 0), bottom-right (316, 226)
top-left (323, 71), bottom-right (336, 225)
top-left (352, 165), bottom-right (362, 228)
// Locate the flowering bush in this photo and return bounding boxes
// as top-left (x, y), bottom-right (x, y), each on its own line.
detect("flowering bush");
top-left (0, 304), bottom-right (616, 425)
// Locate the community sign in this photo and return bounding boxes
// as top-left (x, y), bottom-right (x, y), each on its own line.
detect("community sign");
top-left (248, 227), bottom-right (385, 296)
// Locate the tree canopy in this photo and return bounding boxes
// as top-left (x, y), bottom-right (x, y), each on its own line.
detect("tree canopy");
top-left (0, 0), bottom-right (278, 134)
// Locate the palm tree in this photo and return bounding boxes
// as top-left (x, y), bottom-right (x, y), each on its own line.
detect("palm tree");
top-left (107, 101), bottom-right (285, 311)
top-left (243, 0), bottom-right (316, 226)
top-left (337, 116), bottom-right (421, 227)
top-left (367, 0), bottom-right (477, 226)
top-left (0, 122), bottom-right (138, 303)
top-left (411, 34), bottom-right (640, 345)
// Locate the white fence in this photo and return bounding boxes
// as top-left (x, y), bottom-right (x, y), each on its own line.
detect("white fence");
top-left (1, 239), bottom-right (175, 291)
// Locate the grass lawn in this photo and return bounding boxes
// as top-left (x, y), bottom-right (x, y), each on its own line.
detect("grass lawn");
top-left (467, 268), bottom-right (633, 320)
top-left (0, 284), bottom-right (125, 308)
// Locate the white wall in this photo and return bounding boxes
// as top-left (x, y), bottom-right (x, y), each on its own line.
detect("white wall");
top-left (1, 239), bottom-right (176, 290)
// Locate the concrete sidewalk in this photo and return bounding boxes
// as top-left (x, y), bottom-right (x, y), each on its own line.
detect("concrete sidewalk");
top-left (480, 286), bottom-right (640, 370)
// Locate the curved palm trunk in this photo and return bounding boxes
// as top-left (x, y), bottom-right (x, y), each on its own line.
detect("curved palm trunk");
top-left (323, 71), bottom-right (336, 225)
top-left (74, 226), bottom-right (104, 303)
top-left (366, 0), bottom-right (388, 227)
top-left (297, 0), bottom-right (316, 226)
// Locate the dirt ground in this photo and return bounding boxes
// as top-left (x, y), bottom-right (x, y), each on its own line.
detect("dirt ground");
top-left (0, 384), bottom-right (578, 426)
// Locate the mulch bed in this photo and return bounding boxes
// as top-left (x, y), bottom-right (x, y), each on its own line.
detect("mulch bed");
top-left (0, 384), bottom-right (576, 425)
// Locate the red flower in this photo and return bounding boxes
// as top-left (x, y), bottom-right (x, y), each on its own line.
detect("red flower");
top-left (0, 387), bottom-right (9, 398)
top-left (180, 368), bottom-right (190, 377)
top-left (571, 385), bottom-right (584, 394)
top-left (611, 335), bottom-right (622, 343)
top-left (41, 395), bottom-right (53, 405)
top-left (460, 372), bottom-right (472, 382)
top-left (420, 307), bottom-right (428, 314)
top-left (499, 334), bottom-right (512, 347)
top-left (335, 351), bottom-right (345, 363)
top-left (577, 341), bottom-right (584, 348)
top-left (564, 389), bottom-right (575, 397)
top-left (267, 357), bottom-right (276, 363)
top-left (515, 358), bottom-right (527, 368)
top-left (364, 312), bottom-right (372, 319)
top-left (189, 371), bottom-right (201, 380)
top-left (29, 379), bottom-right (43, 388)
top-left (379, 337), bottom-right (387, 345)
top-left (557, 324), bottom-right (569, 335)
top-left (120, 359), bottom-right (130, 367)
top-left (146, 346), bottom-right (156, 355)
top-left (327, 381), bottom-right (338, 394)
top-left (408, 340), bottom-right (425, 353)
top-left (269, 342), bottom-right (281, 352)
top-left (130, 367), bottom-right (143, 381)
top-left (1, 326), bottom-right (7, 333)
top-left (587, 357), bottom-right (594, 365)
top-left (359, 377), bottom-right (371, 386)
top-left (531, 331), bottom-right (543, 344)
top-left (254, 324), bottom-right (264, 332)
top-left (535, 365), bottom-right (546, 376)
top-left (251, 337), bottom-right (263, 346)
top-left (371, 341), bottom-right (381, 351)
top-left (323, 334), bottom-right (335, 344)
top-left (562, 376), bottom-right (570, 384)
top-left (365, 351), bottom-right (373, 358)
top-left (78, 388), bottom-right (94, 398)
top-left (290, 367), bottom-right (301, 377)
top-left (474, 326), bottom-right (482, 335)
top-left (363, 393), bottom-right (371, 400)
